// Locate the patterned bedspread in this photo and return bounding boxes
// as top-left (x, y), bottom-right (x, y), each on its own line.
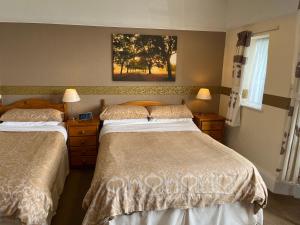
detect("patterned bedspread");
top-left (0, 132), bottom-right (67, 225)
top-left (82, 131), bottom-right (267, 225)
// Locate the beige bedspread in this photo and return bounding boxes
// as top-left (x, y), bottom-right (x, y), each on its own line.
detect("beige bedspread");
top-left (0, 132), bottom-right (67, 225)
top-left (83, 131), bottom-right (267, 225)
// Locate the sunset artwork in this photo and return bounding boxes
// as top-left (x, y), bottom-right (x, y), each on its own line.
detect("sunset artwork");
top-left (112, 34), bottom-right (177, 81)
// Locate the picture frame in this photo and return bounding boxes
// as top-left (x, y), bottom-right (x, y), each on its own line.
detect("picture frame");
top-left (112, 33), bottom-right (177, 82)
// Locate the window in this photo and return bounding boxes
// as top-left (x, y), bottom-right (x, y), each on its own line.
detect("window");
top-left (240, 35), bottom-right (269, 110)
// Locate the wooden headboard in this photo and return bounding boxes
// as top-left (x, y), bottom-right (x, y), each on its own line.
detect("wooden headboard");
top-left (0, 99), bottom-right (67, 120)
top-left (120, 100), bottom-right (164, 107)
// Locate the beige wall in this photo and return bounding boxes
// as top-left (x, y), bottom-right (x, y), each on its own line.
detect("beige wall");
top-left (0, 71), bottom-right (2, 98)
top-left (298, 12), bottom-right (300, 58)
top-left (219, 13), bottom-right (299, 179)
top-left (0, 23), bottom-right (225, 114)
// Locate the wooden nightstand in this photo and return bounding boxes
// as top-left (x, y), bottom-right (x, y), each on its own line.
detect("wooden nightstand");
top-left (67, 118), bottom-right (100, 168)
top-left (193, 113), bottom-right (225, 143)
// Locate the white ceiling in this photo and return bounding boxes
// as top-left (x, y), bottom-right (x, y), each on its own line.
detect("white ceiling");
top-left (226, 0), bottom-right (299, 29)
top-left (0, 0), bottom-right (299, 31)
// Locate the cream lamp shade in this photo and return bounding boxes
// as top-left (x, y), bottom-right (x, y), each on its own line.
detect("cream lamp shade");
top-left (62, 89), bottom-right (80, 103)
top-left (196, 88), bottom-right (212, 100)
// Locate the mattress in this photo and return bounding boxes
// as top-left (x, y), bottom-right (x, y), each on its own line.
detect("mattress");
top-left (82, 119), bottom-right (267, 225)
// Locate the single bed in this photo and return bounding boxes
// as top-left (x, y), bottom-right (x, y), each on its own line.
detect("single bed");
top-left (82, 101), bottom-right (267, 225)
top-left (0, 99), bottom-right (69, 225)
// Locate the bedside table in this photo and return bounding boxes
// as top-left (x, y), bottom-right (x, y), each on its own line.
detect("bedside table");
top-left (67, 118), bottom-right (100, 168)
top-left (193, 113), bottom-right (225, 143)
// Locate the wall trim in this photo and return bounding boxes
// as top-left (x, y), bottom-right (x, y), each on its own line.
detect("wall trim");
top-left (220, 86), bottom-right (291, 110)
top-left (0, 85), bottom-right (291, 110)
top-left (0, 85), bottom-right (220, 96)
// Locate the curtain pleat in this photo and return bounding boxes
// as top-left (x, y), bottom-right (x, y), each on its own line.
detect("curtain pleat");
top-left (226, 31), bottom-right (252, 127)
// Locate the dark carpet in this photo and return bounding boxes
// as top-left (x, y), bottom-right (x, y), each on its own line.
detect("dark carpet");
top-left (51, 169), bottom-right (94, 225)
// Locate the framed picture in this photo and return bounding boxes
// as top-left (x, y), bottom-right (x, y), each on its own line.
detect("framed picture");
top-left (112, 33), bottom-right (177, 81)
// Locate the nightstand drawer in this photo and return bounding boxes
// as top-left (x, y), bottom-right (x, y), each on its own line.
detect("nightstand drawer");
top-left (69, 136), bottom-right (97, 147)
top-left (69, 126), bottom-right (97, 136)
top-left (70, 146), bottom-right (97, 156)
top-left (70, 154), bottom-right (97, 167)
top-left (201, 121), bottom-right (224, 131)
top-left (203, 130), bottom-right (224, 141)
top-left (67, 118), bottom-right (100, 168)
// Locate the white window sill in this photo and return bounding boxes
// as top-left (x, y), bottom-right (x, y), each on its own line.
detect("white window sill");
top-left (241, 101), bottom-right (263, 111)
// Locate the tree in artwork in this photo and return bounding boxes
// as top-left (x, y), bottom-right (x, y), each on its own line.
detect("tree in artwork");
top-left (112, 33), bottom-right (177, 81)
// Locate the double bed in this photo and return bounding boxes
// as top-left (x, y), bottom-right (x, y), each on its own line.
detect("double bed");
top-left (82, 101), bottom-right (267, 225)
top-left (0, 99), bottom-right (69, 225)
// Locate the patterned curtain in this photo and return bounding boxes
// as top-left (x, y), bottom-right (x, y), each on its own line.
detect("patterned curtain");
top-left (280, 61), bottom-right (300, 184)
top-left (226, 31), bottom-right (252, 127)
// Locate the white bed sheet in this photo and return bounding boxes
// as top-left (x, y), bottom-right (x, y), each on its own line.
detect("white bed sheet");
top-left (0, 122), bottom-right (68, 141)
top-left (101, 119), bottom-right (199, 138)
top-left (110, 203), bottom-right (263, 225)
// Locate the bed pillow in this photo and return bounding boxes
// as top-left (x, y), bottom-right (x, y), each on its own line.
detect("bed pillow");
top-left (0, 108), bottom-right (64, 122)
top-left (100, 105), bottom-right (149, 120)
top-left (0, 121), bottom-right (61, 126)
top-left (103, 119), bottom-right (149, 125)
top-left (147, 105), bottom-right (193, 119)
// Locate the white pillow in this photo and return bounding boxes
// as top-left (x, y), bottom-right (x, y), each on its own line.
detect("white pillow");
top-left (148, 118), bottom-right (193, 123)
top-left (103, 119), bottom-right (149, 125)
top-left (1, 121), bottom-right (61, 126)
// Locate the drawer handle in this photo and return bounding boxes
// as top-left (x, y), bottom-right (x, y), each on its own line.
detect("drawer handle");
top-left (80, 130), bottom-right (86, 135)
top-left (80, 141), bottom-right (86, 145)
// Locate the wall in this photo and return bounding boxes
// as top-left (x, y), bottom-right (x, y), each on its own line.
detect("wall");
top-left (298, 13), bottom-right (300, 58)
top-left (0, 69), bottom-right (2, 102)
top-left (226, 0), bottom-right (299, 29)
top-left (219, 13), bottom-right (299, 186)
top-left (0, 23), bottom-right (226, 114)
top-left (0, 0), bottom-right (227, 31)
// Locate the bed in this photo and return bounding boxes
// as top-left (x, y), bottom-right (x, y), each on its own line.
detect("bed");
top-left (82, 101), bottom-right (268, 225)
top-left (0, 99), bottom-right (69, 225)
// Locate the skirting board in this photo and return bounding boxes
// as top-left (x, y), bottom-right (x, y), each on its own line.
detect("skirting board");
top-left (255, 165), bottom-right (300, 198)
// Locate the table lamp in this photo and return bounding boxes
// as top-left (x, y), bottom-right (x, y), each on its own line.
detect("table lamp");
top-left (196, 88), bottom-right (212, 100)
top-left (62, 89), bottom-right (80, 119)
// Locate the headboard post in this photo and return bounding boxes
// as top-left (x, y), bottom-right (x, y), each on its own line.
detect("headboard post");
top-left (121, 100), bottom-right (164, 107)
top-left (100, 99), bottom-right (106, 112)
top-left (63, 103), bottom-right (68, 121)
